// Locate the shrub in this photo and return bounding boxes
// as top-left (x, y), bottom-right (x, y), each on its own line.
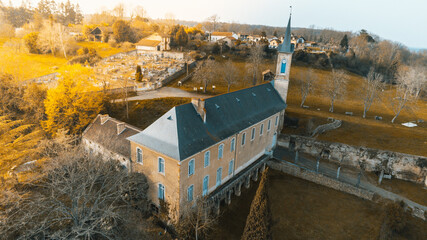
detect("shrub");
top-left (241, 168), bottom-right (271, 240)
top-left (23, 32), bottom-right (39, 54)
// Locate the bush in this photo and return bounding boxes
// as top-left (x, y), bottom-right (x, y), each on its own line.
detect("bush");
top-left (241, 168), bottom-right (270, 240)
top-left (23, 32), bottom-right (39, 54)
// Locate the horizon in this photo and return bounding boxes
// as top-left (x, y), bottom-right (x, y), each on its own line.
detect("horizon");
top-left (16, 0), bottom-right (427, 49)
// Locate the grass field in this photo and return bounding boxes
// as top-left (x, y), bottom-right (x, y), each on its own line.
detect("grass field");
top-left (212, 169), bottom-right (427, 239)
top-left (76, 41), bottom-right (124, 58)
top-left (0, 38), bottom-right (125, 80)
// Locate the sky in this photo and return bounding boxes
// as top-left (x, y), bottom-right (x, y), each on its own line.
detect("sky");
top-left (19, 0), bottom-right (427, 49)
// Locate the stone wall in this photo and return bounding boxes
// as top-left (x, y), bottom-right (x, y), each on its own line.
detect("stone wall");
top-left (278, 134), bottom-right (427, 185)
top-left (267, 159), bottom-right (375, 201)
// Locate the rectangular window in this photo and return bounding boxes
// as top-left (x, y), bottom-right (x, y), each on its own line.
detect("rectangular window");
top-left (275, 116), bottom-right (279, 126)
top-left (260, 124), bottom-right (264, 136)
top-left (204, 151), bottom-right (210, 168)
top-left (218, 144), bottom-right (224, 159)
top-left (241, 132), bottom-right (246, 145)
top-left (267, 119), bottom-right (271, 131)
top-left (158, 157), bottom-right (165, 174)
top-left (187, 185), bottom-right (194, 202)
top-left (228, 159), bottom-right (234, 176)
top-left (251, 127), bottom-right (255, 141)
top-left (136, 148), bottom-right (143, 164)
top-left (158, 183), bottom-right (165, 200)
top-left (230, 138), bottom-right (235, 152)
top-left (203, 175), bottom-right (209, 196)
top-left (188, 159), bottom-right (195, 176)
top-left (216, 168), bottom-right (222, 187)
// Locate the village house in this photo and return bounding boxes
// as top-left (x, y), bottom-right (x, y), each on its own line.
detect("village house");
top-left (82, 14), bottom-right (294, 218)
top-left (218, 36), bottom-right (237, 47)
top-left (88, 26), bottom-right (113, 42)
top-left (210, 32), bottom-right (239, 42)
top-left (269, 39), bottom-right (281, 49)
top-left (136, 33), bottom-right (171, 51)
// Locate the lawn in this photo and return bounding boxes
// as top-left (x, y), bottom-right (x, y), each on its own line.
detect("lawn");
top-left (0, 38), bottom-right (126, 80)
top-left (212, 169), bottom-right (427, 239)
top-left (76, 41), bottom-right (125, 58)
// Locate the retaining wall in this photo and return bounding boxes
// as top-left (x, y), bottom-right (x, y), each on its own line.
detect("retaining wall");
top-left (279, 134), bottom-right (427, 185)
top-left (268, 159), bottom-right (375, 201)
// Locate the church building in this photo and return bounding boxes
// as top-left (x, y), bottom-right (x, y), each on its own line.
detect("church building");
top-left (82, 14), bottom-right (294, 217)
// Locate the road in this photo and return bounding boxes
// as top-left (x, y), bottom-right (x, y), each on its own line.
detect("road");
top-left (127, 87), bottom-right (207, 101)
top-left (273, 146), bottom-right (427, 213)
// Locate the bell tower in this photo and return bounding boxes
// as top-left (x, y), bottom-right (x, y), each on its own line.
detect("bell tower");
top-left (273, 11), bottom-right (294, 103)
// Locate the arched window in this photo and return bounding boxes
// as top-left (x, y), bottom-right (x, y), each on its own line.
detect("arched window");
top-left (136, 148), bottom-right (143, 164)
top-left (158, 183), bottom-right (165, 200)
top-left (158, 157), bottom-right (165, 174)
top-left (204, 151), bottom-right (210, 167)
top-left (203, 175), bottom-right (209, 196)
top-left (218, 144), bottom-right (224, 159)
top-left (188, 159), bottom-right (195, 176)
top-left (241, 132), bottom-right (246, 145)
top-left (216, 167), bottom-right (222, 187)
top-left (230, 138), bottom-right (235, 152)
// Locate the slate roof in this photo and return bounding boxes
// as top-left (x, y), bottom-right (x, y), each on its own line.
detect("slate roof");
top-left (279, 15), bottom-right (294, 53)
top-left (127, 82), bottom-right (286, 161)
top-left (83, 115), bottom-right (142, 159)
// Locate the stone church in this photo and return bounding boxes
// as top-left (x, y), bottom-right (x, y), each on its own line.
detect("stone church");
top-left (83, 14), bottom-right (294, 217)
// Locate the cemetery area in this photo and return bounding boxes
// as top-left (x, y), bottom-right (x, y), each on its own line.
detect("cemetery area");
top-left (94, 53), bottom-right (188, 90)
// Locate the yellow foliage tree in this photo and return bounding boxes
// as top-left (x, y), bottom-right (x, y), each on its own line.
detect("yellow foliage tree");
top-left (0, 116), bottom-right (44, 177)
top-left (42, 64), bottom-right (104, 137)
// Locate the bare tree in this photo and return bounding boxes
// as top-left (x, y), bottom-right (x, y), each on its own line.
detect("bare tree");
top-left (176, 198), bottom-right (217, 240)
top-left (112, 3), bottom-right (126, 19)
top-left (391, 66), bottom-right (427, 123)
top-left (0, 147), bottom-right (150, 240)
top-left (192, 60), bottom-right (218, 93)
top-left (247, 45), bottom-right (264, 86)
top-left (299, 68), bottom-right (316, 107)
top-left (325, 69), bottom-right (348, 112)
top-left (362, 68), bottom-right (384, 118)
top-left (206, 14), bottom-right (220, 32)
top-left (222, 60), bottom-right (238, 92)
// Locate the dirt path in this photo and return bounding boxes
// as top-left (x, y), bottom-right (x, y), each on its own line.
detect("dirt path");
top-left (126, 87), bottom-right (207, 101)
top-left (273, 146), bottom-right (427, 214)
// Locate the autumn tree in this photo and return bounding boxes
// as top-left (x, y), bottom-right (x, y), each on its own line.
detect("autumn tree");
top-left (248, 45), bottom-right (264, 86)
top-left (23, 32), bottom-right (39, 53)
top-left (325, 69), bottom-right (348, 112)
top-left (42, 64), bottom-right (104, 136)
top-left (135, 65), bottom-right (143, 82)
top-left (176, 26), bottom-right (189, 47)
top-left (192, 59), bottom-right (218, 93)
top-left (113, 20), bottom-right (132, 43)
top-left (362, 68), bottom-right (384, 118)
top-left (0, 147), bottom-right (151, 239)
top-left (176, 197), bottom-right (218, 240)
top-left (391, 65), bottom-right (427, 123)
top-left (222, 59), bottom-right (238, 92)
top-left (340, 34), bottom-right (349, 51)
top-left (0, 116), bottom-right (44, 177)
top-left (299, 68), bottom-right (316, 107)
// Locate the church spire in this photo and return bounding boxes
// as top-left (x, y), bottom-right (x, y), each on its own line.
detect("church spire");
top-left (279, 10), bottom-right (293, 53)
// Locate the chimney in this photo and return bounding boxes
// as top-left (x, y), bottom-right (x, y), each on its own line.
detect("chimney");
top-left (100, 114), bottom-right (109, 125)
top-left (191, 98), bottom-right (206, 123)
top-left (117, 123), bottom-right (126, 135)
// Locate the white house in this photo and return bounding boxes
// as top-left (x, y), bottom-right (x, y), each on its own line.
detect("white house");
top-left (210, 32), bottom-right (239, 42)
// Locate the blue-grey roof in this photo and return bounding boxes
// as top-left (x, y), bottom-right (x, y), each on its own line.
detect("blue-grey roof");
top-left (279, 15), bottom-right (293, 53)
top-left (127, 83), bottom-right (286, 161)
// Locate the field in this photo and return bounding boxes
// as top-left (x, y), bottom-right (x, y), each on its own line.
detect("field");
top-left (212, 169), bottom-right (427, 239)
top-left (171, 58), bottom-right (427, 156)
top-left (0, 38), bottom-right (124, 80)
